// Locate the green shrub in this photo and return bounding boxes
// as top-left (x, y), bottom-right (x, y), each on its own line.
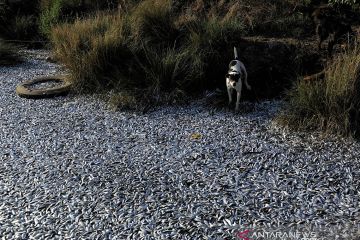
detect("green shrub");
top-left (39, 0), bottom-right (67, 37)
top-left (276, 47), bottom-right (360, 138)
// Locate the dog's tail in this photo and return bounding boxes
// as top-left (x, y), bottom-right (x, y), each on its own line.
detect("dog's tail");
top-left (234, 47), bottom-right (239, 60)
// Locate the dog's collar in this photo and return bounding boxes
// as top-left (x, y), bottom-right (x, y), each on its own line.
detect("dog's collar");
top-left (227, 71), bottom-right (241, 82)
top-left (229, 70), bottom-right (240, 75)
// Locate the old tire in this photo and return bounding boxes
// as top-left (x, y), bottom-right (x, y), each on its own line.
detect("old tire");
top-left (16, 76), bottom-right (72, 99)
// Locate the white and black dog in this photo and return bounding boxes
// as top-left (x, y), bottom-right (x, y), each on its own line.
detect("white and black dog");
top-left (226, 47), bottom-right (251, 111)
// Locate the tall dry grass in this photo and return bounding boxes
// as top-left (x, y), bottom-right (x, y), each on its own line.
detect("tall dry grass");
top-left (52, 13), bottom-right (129, 89)
top-left (277, 46), bottom-right (360, 138)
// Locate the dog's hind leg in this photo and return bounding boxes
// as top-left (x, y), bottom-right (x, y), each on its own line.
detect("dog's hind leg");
top-left (244, 71), bottom-right (251, 90)
top-left (240, 63), bottom-right (251, 90)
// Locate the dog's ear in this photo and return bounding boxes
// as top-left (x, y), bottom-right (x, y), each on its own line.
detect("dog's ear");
top-left (225, 73), bottom-right (230, 78)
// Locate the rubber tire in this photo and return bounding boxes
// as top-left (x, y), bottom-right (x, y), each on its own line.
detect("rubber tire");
top-left (16, 76), bottom-right (72, 99)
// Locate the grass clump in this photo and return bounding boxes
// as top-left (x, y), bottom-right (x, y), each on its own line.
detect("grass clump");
top-left (277, 47), bottom-right (360, 138)
top-left (0, 39), bottom-right (21, 66)
top-left (51, 0), bottom-right (243, 108)
top-left (130, 0), bottom-right (178, 46)
top-left (51, 14), bottom-right (130, 90)
top-left (39, 0), bottom-right (121, 37)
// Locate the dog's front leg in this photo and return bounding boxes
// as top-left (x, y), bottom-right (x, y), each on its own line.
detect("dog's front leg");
top-left (235, 90), bottom-right (241, 111)
top-left (227, 87), bottom-right (233, 105)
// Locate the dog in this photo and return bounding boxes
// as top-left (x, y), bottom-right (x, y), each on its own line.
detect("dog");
top-left (226, 47), bottom-right (251, 111)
